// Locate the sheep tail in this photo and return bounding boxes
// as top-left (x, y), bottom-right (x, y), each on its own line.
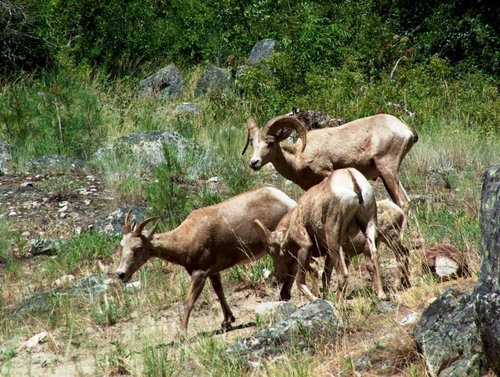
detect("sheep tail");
top-left (348, 169), bottom-right (364, 205)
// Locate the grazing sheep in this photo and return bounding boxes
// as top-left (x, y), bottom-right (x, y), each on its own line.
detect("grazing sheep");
top-left (115, 187), bottom-right (296, 331)
top-left (256, 199), bottom-right (411, 299)
top-left (242, 113), bottom-right (418, 232)
top-left (255, 168), bottom-right (385, 302)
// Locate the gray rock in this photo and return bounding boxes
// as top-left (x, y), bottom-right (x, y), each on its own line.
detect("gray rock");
top-left (228, 300), bottom-right (343, 362)
top-left (355, 355), bottom-right (372, 370)
top-left (195, 66), bottom-right (230, 97)
top-left (12, 274), bottom-right (118, 317)
top-left (25, 155), bottom-right (85, 173)
top-left (0, 140), bottom-right (13, 174)
top-left (474, 164), bottom-right (500, 374)
top-left (90, 206), bottom-right (147, 235)
top-left (92, 130), bottom-right (197, 177)
top-left (248, 39), bottom-right (276, 65)
top-left (69, 274), bottom-right (114, 297)
top-left (28, 239), bottom-right (63, 256)
top-left (414, 289), bottom-right (485, 377)
top-left (139, 64), bottom-right (184, 99)
top-left (174, 102), bottom-right (201, 115)
top-left (11, 292), bottom-right (62, 317)
top-left (376, 300), bottom-right (398, 314)
top-left (255, 301), bottom-right (297, 324)
top-left (399, 312), bottom-right (419, 325)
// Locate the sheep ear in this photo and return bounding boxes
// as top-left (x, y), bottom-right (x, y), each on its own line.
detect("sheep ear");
top-left (253, 219), bottom-right (271, 241)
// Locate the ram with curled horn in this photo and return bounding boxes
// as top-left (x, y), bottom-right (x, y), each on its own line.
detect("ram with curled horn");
top-left (242, 113), bottom-right (418, 232)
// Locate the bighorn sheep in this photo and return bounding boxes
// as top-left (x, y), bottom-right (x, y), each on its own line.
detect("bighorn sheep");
top-left (115, 187), bottom-right (296, 331)
top-left (256, 199), bottom-right (410, 300)
top-left (255, 168), bottom-right (386, 302)
top-left (255, 199), bottom-right (411, 296)
top-left (242, 113), bottom-right (418, 231)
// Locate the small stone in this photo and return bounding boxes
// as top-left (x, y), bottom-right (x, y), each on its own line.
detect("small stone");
top-left (376, 300), bottom-right (398, 314)
top-left (124, 281), bottom-right (142, 292)
top-left (8, 211), bottom-right (17, 216)
top-left (20, 182), bottom-right (34, 188)
top-left (18, 331), bottom-right (48, 351)
top-left (435, 256), bottom-right (459, 278)
top-left (52, 275), bottom-right (76, 288)
top-left (399, 312), bottom-right (419, 325)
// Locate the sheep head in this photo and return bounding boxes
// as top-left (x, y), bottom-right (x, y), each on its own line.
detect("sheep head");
top-left (253, 219), bottom-right (294, 283)
top-left (242, 116), bottom-right (307, 170)
top-left (115, 211), bottom-right (159, 283)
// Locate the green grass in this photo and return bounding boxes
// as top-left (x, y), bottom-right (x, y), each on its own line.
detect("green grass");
top-left (43, 231), bottom-right (119, 276)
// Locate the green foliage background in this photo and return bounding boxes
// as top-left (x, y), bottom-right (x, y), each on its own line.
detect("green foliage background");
top-left (1, 0), bottom-right (498, 77)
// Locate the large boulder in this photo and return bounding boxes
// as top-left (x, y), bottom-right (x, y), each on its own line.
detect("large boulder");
top-left (414, 289), bottom-right (485, 376)
top-left (0, 140), bottom-right (13, 175)
top-left (195, 66), bottom-right (230, 97)
top-left (25, 155), bottom-right (85, 173)
top-left (414, 165), bottom-right (500, 376)
top-left (139, 64), bottom-right (184, 99)
top-left (474, 164), bottom-right (500, 374)
top-left (92, 130), bottom-right (197, 178)
top-left (248, 39), bottom-right (276, 65)
top-left (228, 300), bottom-right (343, 364)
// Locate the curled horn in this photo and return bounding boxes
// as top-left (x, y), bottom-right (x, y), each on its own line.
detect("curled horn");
top-left (124, 210), bottom-right (133, 234)
top-left (133, 216), bottom-right (160, 236)
top-left (263, 116), bottom-right (307, 152)
top-left (242, 118), bottom-right (259, 155)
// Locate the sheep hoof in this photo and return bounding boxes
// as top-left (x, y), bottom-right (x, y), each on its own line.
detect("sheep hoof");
top-left (280, 291), bottom-right (291, 301)
top-left (221, 320), bottom-right (234, 332)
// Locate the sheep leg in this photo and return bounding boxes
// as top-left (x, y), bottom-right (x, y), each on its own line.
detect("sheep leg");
top-left (323, 247), bottom-right (348, 302)
top-left (324, 213), bottom-right (350, 302)
top-left (209, 272), bottom-right (235, 330)
top-left (182, 270), bottom-right (208, 331)
top-left (296, 246), bottom-right (317, 301)
top-left (393, 241), bottom-right (411, 288)
top-left (309, 257), bottom-right (320, 297)
top-left (364, 219), bottom-right (387, 300)
top-left (376, 163), bottom-right (410, 233)
top-left (279, 262), bottom-right (297, 301)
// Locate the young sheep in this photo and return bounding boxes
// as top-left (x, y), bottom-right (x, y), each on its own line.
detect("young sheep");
top-left (256, 199), bottom-right (410, 300)
top-left (114, 187), bottom-right (296, 332)
top-left (242, 114), bottom-right (418, 232)
top-left (255, 168), bottom-right (385, 302)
